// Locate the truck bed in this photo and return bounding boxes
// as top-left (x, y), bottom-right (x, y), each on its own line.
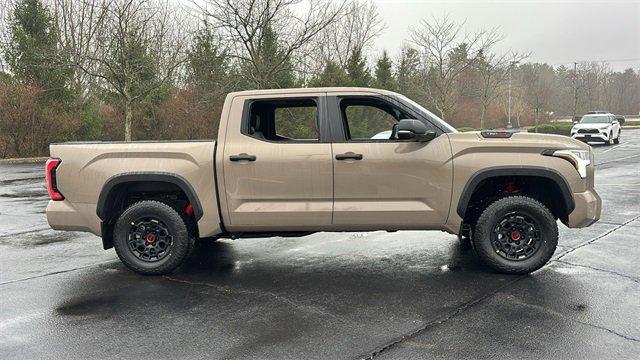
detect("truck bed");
top-left (46, 140), bottom-right (223, 238)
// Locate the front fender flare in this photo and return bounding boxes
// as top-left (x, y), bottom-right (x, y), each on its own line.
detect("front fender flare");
top-left (456, 166), bottom-right (575, 219)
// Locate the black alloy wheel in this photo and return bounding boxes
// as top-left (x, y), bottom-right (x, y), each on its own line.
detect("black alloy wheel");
top-left (491, 211), bottom-right (541, 261)
top-left (127, 217), bottom-right (173, 262)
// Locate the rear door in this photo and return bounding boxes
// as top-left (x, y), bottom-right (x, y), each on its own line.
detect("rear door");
top-left (222, 93), bottom-right (334, 231)
top-left (328, 93), bottom-right (453, 229)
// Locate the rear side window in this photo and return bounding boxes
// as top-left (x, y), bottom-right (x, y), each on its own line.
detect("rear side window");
top-left (245, 98), bottom-right (318, 141)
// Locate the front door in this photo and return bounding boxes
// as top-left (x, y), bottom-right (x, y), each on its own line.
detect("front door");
top-left (329, 95), bottom-right (453, 229)
top-left (222, 94), bottom-right (333, 231)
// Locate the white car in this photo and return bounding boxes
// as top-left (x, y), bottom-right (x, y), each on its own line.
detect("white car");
top-left (571, 113), bottom-right (621, 145)
top-left (371, 130), bottom-right (393, 139)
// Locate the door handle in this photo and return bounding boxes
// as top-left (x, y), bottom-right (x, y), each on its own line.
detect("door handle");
top-left (229, 153), bottom-right (256, 162)
top-left (335, 152), bottom-right (363, 161)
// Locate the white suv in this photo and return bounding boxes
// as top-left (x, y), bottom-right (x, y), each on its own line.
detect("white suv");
top-left (571, 113), bottom-right (621, 145)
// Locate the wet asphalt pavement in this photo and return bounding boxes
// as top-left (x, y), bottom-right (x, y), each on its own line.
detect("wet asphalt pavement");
top-left (1, 131), bottom-right (639, 359)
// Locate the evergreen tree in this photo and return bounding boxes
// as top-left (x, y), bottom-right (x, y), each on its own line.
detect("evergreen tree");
top-left (309, 61), bottom-right (350, 87)
top-left (346, 48), bottom-right (371, 87)
top-left (4, 0), bottom-right (71, 101)
top-left (374, 50), bottom-right (396, 91)
top-left (244, 24), bottom-right (296, 89)
top-left (396, 47), bottom-right (422, 99)
top-left (188, 23), bottom-right (232, 91)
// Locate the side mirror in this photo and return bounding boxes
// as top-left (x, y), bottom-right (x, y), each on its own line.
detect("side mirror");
top-left (615, 116), bottom-right (625, 125)
top-left (397, 119), bottom-right (436, 142)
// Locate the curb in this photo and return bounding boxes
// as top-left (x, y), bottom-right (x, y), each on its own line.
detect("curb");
top-left (0, 157), bottom-right (48, 165)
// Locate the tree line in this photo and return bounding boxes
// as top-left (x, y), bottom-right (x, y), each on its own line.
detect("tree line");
top-left (1, 0), bottom-right (638, 157)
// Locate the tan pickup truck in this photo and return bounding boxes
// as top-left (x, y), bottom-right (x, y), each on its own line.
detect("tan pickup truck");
top-left (45, 87), bottom-right (601, 275)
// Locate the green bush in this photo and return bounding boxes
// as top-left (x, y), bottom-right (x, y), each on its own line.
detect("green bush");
top-left (528, 123), bottom-right (573, 136)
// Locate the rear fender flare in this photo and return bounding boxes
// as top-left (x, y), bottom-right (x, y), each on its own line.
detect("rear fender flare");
top-left (96, 172), bottom-right (203, 220)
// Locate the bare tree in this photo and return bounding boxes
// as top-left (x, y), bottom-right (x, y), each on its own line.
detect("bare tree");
top-left (309, 0), bottom-right (384, 71)
top-left (518, 62), bottom-right (555, 128)
top-left (51, 0), bottom-right (112, 103)
top-left (0, 1), bottom-right (9, 75)
top-left (197, 0), bottom-right (347, 87)
top-left (77, 0), bottom-right (188, 141)
top-left (410, 16), bottom-right (501, 120)
top-left (475, 51), bottom-right (528, 128)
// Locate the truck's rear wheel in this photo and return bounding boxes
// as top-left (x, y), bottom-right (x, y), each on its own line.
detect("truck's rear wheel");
top-left (473, 196), bottom-right (557, 274)
top-left (113, 200), bottom-right (194, 275)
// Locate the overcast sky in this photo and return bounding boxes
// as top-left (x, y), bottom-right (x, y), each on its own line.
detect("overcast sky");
top-left (366, 0), bottom-right (640, 71)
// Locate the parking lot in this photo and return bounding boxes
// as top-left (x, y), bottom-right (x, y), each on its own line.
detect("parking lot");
top-left (1, 130), bottom-right (639, 359)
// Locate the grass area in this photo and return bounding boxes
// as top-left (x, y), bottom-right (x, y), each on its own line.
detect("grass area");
top-left (456, 127), bottom-right (482, 132)
top-left (623, 120), bottom-right (640, 126)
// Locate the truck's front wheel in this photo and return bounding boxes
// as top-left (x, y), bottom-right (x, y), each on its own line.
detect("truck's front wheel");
top-left (113, 200), bottom-right (194, 275)
top-left (473, 196), bottom-right (558, 274)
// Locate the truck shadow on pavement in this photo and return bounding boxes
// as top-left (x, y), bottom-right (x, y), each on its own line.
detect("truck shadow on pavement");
top-left (54, 238), bottom-right (508, 320)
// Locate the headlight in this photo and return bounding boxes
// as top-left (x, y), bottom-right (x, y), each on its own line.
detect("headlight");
top-left (542, 149), bottom-right (590, 178)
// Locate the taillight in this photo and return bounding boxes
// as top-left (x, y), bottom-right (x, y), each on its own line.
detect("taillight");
top-left (45, 158), bottom-right (64, 201)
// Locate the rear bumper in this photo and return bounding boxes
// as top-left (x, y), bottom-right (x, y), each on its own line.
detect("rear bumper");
top-left (46, 200), bottom-right (101, 236)
top-left (567, 189), bottom-right (602, 228)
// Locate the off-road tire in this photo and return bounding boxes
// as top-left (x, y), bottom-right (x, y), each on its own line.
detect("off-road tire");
top-left (113, 200), bottom-right (195, 275)
top-left (607, 132), bottom-right (613, 145)
top-left (473, 196), bottom-right (558, 275)
top-left (614, 131), bottom-right (620, 144)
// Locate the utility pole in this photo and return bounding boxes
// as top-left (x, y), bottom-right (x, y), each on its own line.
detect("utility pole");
top-left (507, 60), bottom-right (519, 129)
top-left (572, 61), bottom-right (578, 118)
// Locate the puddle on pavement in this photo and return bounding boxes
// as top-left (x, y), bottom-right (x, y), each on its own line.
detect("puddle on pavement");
top-left (0, 230), bottom-right (75, 247)
top-left (0, 189), bottom-right (47, 199)
top-left (0, 176), bottom-right (44, 186)
top-left (573, 304), bottom-right (588, 312)
top-left (56, 296), bottom-right (119, 317)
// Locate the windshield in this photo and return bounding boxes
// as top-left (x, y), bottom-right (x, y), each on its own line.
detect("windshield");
top-left (580, 115), bottom-right (610, 124)
top-left (395, 95), bottom-right (457, 133)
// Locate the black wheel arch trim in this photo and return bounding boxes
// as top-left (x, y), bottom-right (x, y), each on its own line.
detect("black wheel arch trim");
top-left (456, 166), bottom-right (575, 218)
top-left (96, 172), bottom-right (204, 221)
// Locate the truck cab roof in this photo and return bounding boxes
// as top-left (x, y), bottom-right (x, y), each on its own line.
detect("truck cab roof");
top-left (228, 87), bottom-right (399, 97)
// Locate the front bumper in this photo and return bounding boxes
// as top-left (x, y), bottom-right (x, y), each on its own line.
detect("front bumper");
top-left (567, 189), bottom-right (602, 227)
top-left (572, 132), bottom-right (609, 143)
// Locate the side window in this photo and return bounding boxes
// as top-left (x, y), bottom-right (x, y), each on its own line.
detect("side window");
top-left (274, 106), bottom-right (318, 139)
top-left (245, 98), bottom-right (318, 141)
top-left (340, 98), bottom-right (413, 140)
